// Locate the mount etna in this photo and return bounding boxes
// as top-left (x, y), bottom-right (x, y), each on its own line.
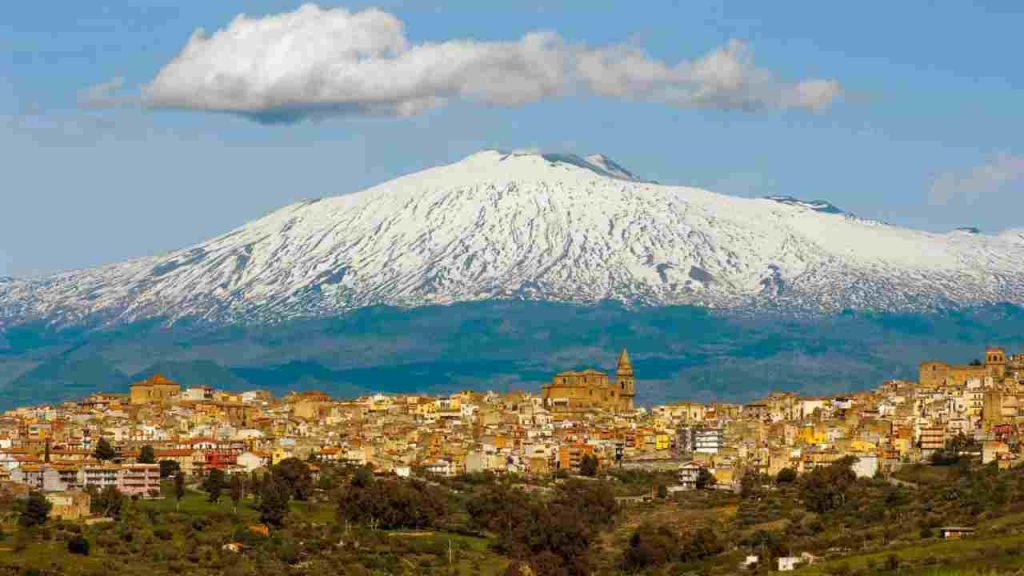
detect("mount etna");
top-left (2, 151), bottom-right (1023, 408)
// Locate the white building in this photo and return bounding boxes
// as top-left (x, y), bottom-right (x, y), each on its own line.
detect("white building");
top-left (236, 451), bottom-right (267, 472)
top-left (694, 428), bottom-right (723, 455)
top-left (79, 464), bottom-right (120, 490)
top-left (10, 465), bottom-right (66, 492)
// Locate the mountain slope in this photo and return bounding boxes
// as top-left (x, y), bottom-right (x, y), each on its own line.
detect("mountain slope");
top-left (3, 149), bottom-right (1024, 325)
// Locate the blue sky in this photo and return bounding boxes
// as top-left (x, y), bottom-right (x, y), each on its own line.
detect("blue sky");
top-left (2, 0), bottom-right (1023, 277)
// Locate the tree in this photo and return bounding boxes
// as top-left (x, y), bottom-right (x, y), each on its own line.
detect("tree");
top-left (931, 433), bottom-right (976, 465)
top-left (19, 491), bottom-right (51, 528)
top-left (740, 473), bottom-right (764, 499)
top-left (203, 469), bottom-right (227, 503)
top-left (138, 445), bottom-right (156, 464)
top-left (351, 466), bottom-right (374, 488)
top-left (230, 474), bottom-right (245, 513)
top-left (552, 479), bottom-right (618, 529)
top-left (159, 459), bottom-right (181, 479)
top-left (93, 437), bottom-right (116, 461)
top-left (743, 529), bottom-right (786, 562)
top-left (930, 448), bottom-right (960, 466)
top-left (337, 476), bottom-right (448, 530)
top-left (776, 467), bottom-right (798, 485)
top-left (696, 467), bottom-right (717, 490)
top-left (578, 454), bottom-right (599, 477)
top-left (67, 534), bottom-right (90, 556)
top-left (174, 472), bottom-right (186, 511)
top-left (259, 478), bottom-right (291, 528)
top-left (800, 457), bottom-right (857, 514)
top-left (272, 457), bottom-right (313, 501)
top-left (93, 486), bottom-right (124, 519)
top-left (621, 522), bottom-right (680, 571)
top-left (679, 526), bottom-right (724, 561)
top-left (466, 479), bottom-right (615, 576)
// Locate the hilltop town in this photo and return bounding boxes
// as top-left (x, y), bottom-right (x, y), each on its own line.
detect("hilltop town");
top-left (3, 346), bottom-right (1023, 517)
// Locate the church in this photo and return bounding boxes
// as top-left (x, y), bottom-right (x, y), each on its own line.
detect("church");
top-left (129, 374), bottom-right (181, 405)
top-left (542, 349), bottom-right (636, 412)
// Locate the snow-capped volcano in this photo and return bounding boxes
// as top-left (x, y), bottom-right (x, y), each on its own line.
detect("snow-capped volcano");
top-left (3, 149), bottom-right (1024, 325)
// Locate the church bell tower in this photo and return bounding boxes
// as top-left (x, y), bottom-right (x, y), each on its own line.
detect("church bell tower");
top-left (616, 348), bottom-right (636, 411)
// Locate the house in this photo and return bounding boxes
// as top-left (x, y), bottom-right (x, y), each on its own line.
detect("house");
top-left (678, 461), bottom-right (703, 490)
top-left (236, 451), bottom-right (267, 472)
top-left (918, 427), bottom-right (946, 452)
top-left (778, 553), bottom-right (817, 571)
top-left (79, 464), bottom-right (120, 490)
top-left (940, 526), bottom-right (976, 540)
top-left (117, 463), bottom-right (161, 497)
top-left (46, 491), bottom-right (91, 520)
top-left (850, 454), bottom-right (879, 478)
top-left (694, 427), bottom-right (723, 454)
top-left (247, 524), bottom-right (270, 537)
top-left (154, 449), bottom-right (198, 476)
top-left (424, 458), bottom-right (456, 477)
top-left (222, 542), bottom-right (245, 553)
top-left (778, 557), bottom-right (802, 571)
top-left (10, 464), bottom-right (66, 492)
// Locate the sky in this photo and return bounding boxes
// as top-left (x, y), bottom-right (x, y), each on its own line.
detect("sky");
top-left (2, 0), bottom-right (1023, 277)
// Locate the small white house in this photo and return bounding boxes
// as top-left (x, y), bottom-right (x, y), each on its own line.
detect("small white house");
top-left (236, 451), bottom-right (266, 473)
top-left (424, 459), bottom-right (456, 478)
top-left (778, 557), bottom-right (802, 572)
top-left (778, 552), bottom-right (818, 572)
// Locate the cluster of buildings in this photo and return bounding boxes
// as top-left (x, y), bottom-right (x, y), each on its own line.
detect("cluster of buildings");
top-left (1, 347), bottom-right (1023, 520)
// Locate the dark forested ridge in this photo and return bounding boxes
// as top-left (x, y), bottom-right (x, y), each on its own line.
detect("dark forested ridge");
top-left (2, 301), bottom-right (1024, 409)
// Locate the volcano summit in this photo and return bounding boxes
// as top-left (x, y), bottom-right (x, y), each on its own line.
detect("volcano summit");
top-left (3, 150), bottom-right (1024, 326)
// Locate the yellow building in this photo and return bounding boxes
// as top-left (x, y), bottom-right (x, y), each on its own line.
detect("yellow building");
top-left (288, 391), bottom-right (331, 420)
top-left (654, 433), bottom-right (671, 450)
top-left (46, 491), bottom-right (91, 521)
top-left (129, 374), bottom-right (181, 405)
top-left (542, 349), bottom-right (636, 412)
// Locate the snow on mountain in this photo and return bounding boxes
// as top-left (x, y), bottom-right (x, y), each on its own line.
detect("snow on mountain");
top-left (583, 153), bottom-right (642, 181)
top-left (3, 149), bottom-right (1024, 326)
top-left (764, 195), bottom-right (844, 215)
top-left (999, 229), bottom-right (1024, 243)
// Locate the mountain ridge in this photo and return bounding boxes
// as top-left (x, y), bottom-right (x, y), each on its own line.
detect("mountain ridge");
top-left (3, 149), bottom-right (1024, 327)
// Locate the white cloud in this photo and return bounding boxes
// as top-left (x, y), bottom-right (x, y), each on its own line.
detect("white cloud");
top-left (77, 77), bottom-right (129, 108)
top-left (576, 39), bottom-right (841, 111)
top-left (929, 153), bottom-right (1024, 205)
top-left (139, 3), bottom-right (843, 122)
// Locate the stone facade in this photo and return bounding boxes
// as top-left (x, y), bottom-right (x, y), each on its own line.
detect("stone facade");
top-left (129, 374), bottom-right (181, 405)
top-left (918, 347), bottom-right (1021, 389)
top-left (542, 350), bottom-right (635, 412)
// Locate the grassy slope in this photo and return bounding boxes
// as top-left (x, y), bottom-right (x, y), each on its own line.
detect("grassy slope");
top-left (0, 488), bottom-right (512, 576)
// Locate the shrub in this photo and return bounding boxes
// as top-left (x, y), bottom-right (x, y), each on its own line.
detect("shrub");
top-left (68, 534), bottom-right (91, 556)
top-left (776, 468), bottom-right (798, 484)
top-left (19, 491), bottom-right (52, 528)
top-left (621, 523), bottom-right (679, 570)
